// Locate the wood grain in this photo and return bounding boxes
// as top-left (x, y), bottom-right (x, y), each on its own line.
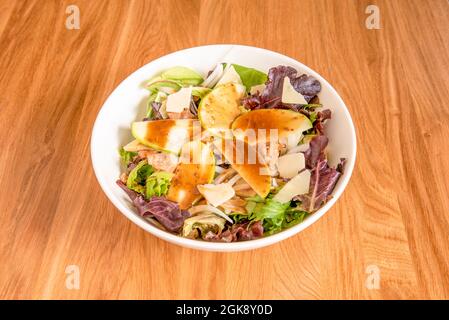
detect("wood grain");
top-left (0, 0), bottom-right (448, 299)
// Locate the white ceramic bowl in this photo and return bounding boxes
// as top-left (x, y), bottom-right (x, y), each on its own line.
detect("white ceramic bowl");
top-left (91, 45), bottom-right (356, 252)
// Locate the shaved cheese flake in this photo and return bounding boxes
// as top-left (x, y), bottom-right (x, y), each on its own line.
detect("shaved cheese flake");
top-left (277, 153), bottom-right (305, 178)
top-left (197, 183), bottom-right (235, 207)
top-left (285, 132), bottom-right (303, 150)
top-left (188, 204), bottom-right (234, 223)
top-left (216, 65), bottom-right (243, 86)
top-left (273, 170), bottom-right (311, 203)
top-left (281, 76), bottom-right (308, 104)
top-left (166, 86), bottom-right (192, 113)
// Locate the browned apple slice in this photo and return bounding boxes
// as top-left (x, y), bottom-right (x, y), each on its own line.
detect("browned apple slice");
top-left (132, 119), bottom-right (195, 154)
top-left (231, 109), bottom-right (312, 144)
top-left (167, 140), bottom-right (215, 209)
top-left (213, 138), bottom-right (271, 198)
top-left (198, 83), bottom-right (246, 135)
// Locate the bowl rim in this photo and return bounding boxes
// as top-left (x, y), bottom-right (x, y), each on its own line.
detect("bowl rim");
top-left (90, 44), bottom-right (357, 252)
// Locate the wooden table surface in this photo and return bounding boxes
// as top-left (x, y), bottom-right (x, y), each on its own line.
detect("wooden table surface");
top-left (0, 0), bottom-right (448, 300)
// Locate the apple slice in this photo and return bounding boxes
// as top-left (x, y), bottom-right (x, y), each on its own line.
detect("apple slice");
top-left (146, 79), bottom-right (180, 94)
top-left (214, 138), bottom-right (271, 198)
top-left (123, 139), bottom-right (151, 152)
top-left (198, 83), bottom-right (246, 135)
top-left (131, 119), bottom-right (194, 154)
top-left (167, 141), bottom-right (215, 209)
top-left (231, 109), bottom-right (312, 143)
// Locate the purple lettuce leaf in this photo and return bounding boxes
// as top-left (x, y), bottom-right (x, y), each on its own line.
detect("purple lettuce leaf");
top-left (117, 180), bottom-right (189, 232)
top-left (150, 102), bottom-right (164, 120)
top-left (297, 160), bottom-right (341, 212)
top-left (313, 109), bottom-right (332, 134)
top-left (242, 65), bottom-right (321, 110)
top-left (260, 66), bottom-right (297, 108)
top-left (117, 179), bottom-right (140, 201)
top-left (133, 196), bottom-right (190, 232)
top-left (336, 158), bottom-right (346, 174)
top-left (291, 74), bottom-right (321, 102)
top-left (304, 135), bottom-right (328, 169)
top-left (241, 94), bottom-right (263, 110)
top-left (297, 136), bottom-right (347, 212)
top-left (143, 102), bottom-right (163, 121)
top-left (204, 221), bottom-right (264, 242)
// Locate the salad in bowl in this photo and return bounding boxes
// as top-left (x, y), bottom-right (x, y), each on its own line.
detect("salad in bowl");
top-left (116, 62), bottom-right (345, 242)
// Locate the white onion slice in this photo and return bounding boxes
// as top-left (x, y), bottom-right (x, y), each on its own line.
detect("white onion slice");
top-left (233, 183), bottom-right (251, 191)
top-left (226, 174), bottom-right (241, 186)
top-left (215, 166), bottom-right (226, 174)
top-left (201, 64), bottom-right (224, 88)
top-left (189, 204), bottom-right (233, 224)
top-left (214, 168), bottom-right (236, 184)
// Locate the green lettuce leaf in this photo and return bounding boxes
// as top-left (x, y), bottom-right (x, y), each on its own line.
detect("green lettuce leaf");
top-left (145, 92), bottom-right (157, 118)
top-left (245, 194), bottom-right (265, 203)
top-left (283, 207), bottom-right (308, 228)
top-left (126, 160), bottom-right (154, 194)
top-left (309, 111), bottom-right (318, 123)
top-left (244, 195), bottom-right (308, 234)
top-left (145, 171), bottom-right (173, 198)
top-left (229, 212), bottom-right (250, 224)
top-left (119, 147), bottom-right (137, 165)
top-left (250, 199), bottom-right (290, 234)
top-left (232, 64), bottom-right (268, 92)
